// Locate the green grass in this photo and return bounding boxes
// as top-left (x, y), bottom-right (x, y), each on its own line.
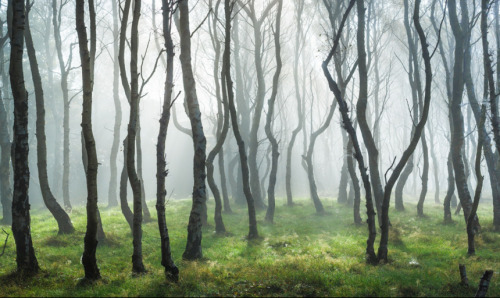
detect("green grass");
top-left (0, 197), bottom-right (499, 296)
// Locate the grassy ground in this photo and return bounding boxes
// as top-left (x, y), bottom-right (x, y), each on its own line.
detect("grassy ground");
top-left (0, 197), bottom-right (499, 297)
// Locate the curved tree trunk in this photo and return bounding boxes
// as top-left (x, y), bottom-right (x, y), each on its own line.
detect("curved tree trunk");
top-left (25, 5), bottom-right (74, 235)
top-left (76, 0), bottom-right (100, 281)
top-left (224, 0), bottom-right (258, 240)
top-left (120, 138), bottom-right (134, 231)
top-left (108, 0), bottom-right (121, 208)
top-left (347, 135), bottom-right (362, 225)
top-left (179, 0), bottom-right (208, 260)
top-left (52, 0), bottom-right (72, 212)
top-left (10, 0), bottom-right (39, 274)
top-left (155, 0), bottom-right (179, 280)
top-left (264, 0), bottom-right (282, 223)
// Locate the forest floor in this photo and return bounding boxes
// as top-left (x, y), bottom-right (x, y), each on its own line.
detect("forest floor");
top-left (0, 197), bottom-right (499, 297)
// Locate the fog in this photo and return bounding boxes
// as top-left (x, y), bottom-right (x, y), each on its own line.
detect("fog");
top-left (0, 0), bottom-right (495, 211)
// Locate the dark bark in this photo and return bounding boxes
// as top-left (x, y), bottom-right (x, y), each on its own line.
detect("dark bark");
top-left (25, 4), bottom-right (74, 235)
top-left (264, 0), bottom-right (282, 223)
top-left (126, 0), bottom-right (146, 273)
top-left (347, 134), bottom-right (362, 225)
top-left (120, 137), bottom-right (134, 231)
top-left (467, 107), bottom-right (485, 256)
top-left (481, 0), bottom-right (500, 230)
top-left (10, 0), bottom-right (39, 274)
top-left (179, 0), bottom-right (208, 259)
top-left (475, 270), bottom-right (494, 298)
top-left (444, 151), bottom-right (455, 223)
top-left (206, 0), bottom-right (227, 234)
top-left (224, 0), bottom-right (258, 240)
top-left (448, 0), bottom-right (479, 228)
top-left (459, 264), bottom-right (469, 286)
top-left (76, 0), bottom-right (100, 281)
top-left (355, 0), bottom-right (383, 216)
top-left (322, 0), bottom-right (377, 264)
top-left (378, 0), bottom-right (432, 262)
top-left (338, 130), bottom-right (349, 204)
top-left (155, 0), bottom-right (179, 280)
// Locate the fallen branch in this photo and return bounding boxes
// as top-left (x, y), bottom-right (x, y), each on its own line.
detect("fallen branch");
top-left (459, 264), bottom-right (469, 286)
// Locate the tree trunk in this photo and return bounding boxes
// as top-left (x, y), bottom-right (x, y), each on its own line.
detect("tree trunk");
top-left (155, 0), bottom-right (179, 280)
top-left (136, 114), bottom-right (151, 222)
top-left (224, 0), bottom-right (258, 240)
top-left (286, 0), bottom-right (305, 207)
top-left (52, 0), bottom-right (72, 212)
top-left (378, 0), bottom-right (432, 262)
top-left (108, 0), bottom-right (121, 208)
top-left (205, 0), bottom-right (227, 234)
top-left (120, 137), bottom-right (134, 231)
top-left (179, 0), bottom-right (208, 260)
top-left (347, 135), bottom-right (362, 225)
top-left (10, 0), bottom-right (39, 274)
top-left (25, 4), bottom-right (74, 234)
top-left (322, 0), bottom-right (377, 264)
top-left (0, 18), bottom-right (12, 225)
top-left (448, 0), bottom-right (479, 229)
top-left (264, 0), bottom-right (282, 223)
top-left (127, 0), bottom-right (146, 273)
top-left (76, 0), bottom-right (100, 281)
top-left (481, 0), bottom-right (500, 231)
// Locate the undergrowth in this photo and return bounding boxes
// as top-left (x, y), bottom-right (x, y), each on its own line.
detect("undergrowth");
top-left (0, 197), bottom-right (498, 296)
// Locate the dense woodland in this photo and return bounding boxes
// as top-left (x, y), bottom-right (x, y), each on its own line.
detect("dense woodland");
top-left (0, 0), bottom-right (499, 296)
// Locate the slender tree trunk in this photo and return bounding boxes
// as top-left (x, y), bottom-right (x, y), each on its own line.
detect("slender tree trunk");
top-left (205, 0), bottom-right (227, 234)
top-left (108, 0), bottom-right (121, 208)
top-left (136, 114), bottom-right (151, 222)
top-left (10, 0), bottom-right (39, 274)
top-left (52, 0), bottom-right (72, 212)
top-left (76, 0), bottom-right (100, 281)
top-left (25, 5), bottom-right (74, 234)
top-left (448, 0), bottom-right (479, 228)
top-left (467, 106), bottom-right (485, 256)
top-left (224, 0), bottom-right (258, 240)
top-left (481, 0), bottom-right (500, 231)
top-left (322, 0), bottom-right (377, 264)
top-left (120, 137), bottom-right (134, 231)
top-left (378, 0), bottom-right (432, 262)
top-left (286, 0), bottom-right (305, 207)
top-left (428, 126), bottom-right (440, 204)
top-left (127, 0), bottom-right (146, 273)
top-left (155, 0), bottom-right (179, 280)
top-left (179, 0), bottom-right (208, 260)
top-left (347, 134), bottom-right (362, 225)
top-left (0, 18), bottom-right (12, 225)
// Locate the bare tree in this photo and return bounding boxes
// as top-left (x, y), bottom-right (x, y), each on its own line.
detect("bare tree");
top-left (179, 0), bottom-right (209, 260)
top-left (10, 0), bottom-right (39, 274)
top-left (25, 2), bottom-right (74, 235)
top-left (224, 0), bottom-right (258, 239)
top-left (155, 0), bottom-right (179, 280)
top-left (264, 0), bottom-right (282, 223)
top-left (76, 0), bottom-right (100, 281)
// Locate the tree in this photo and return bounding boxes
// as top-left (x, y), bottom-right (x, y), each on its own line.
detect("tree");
top-left (10, 0), bottom-right (39, 274)
top-left (447, 0), bottom-right (479, 229)
top-left (179, 0), bottom-right (209, 260)
top-left (206, 0), bottom-right (228, 234)
top-left (224, 0), bottom-right (258, 240)
top-left (322, 0), bottom-right (377, 263)
top-left (237, 0), bottom-right (278, 210)
top-left (52, 0), bottom-right (74, 212)
top-left (0, 7), bottom-right (12, 225)
top-left (107, 0), bottom-right (121, 208)
top-left (155, 0), bottom-right (179, 280)
top-left (264, 0), bottom-right (283, 223)
top-left (76, 0), bottom-right (100, 281)
top-left (25, 2), bottom-right (74, 235)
